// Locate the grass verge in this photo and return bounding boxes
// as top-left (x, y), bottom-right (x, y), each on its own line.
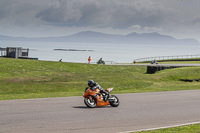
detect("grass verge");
top-left (1, 58), bottom-right (200, 100)
top-left (135, 123), bottom-right (200, 133)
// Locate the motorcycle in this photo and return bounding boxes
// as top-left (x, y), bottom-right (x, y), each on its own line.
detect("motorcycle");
top-left (97, 58), bottom-right (105, 65)
top-left (83, 87), bottom-right (119, 108)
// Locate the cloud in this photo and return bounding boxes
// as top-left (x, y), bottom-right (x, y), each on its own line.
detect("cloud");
top-left (0, 0), bottom-right (200, 41)
top-left (128, 25), bottom-right (142, 31)
top-left (0, 0), bottom-right (41, 25)
top-left (128, 24), bottom-right (163, 34)
top-left (0, 0), bottom-right (15, 19)
top-left (35, 0), bottom-right (173, 28)
top-left (192, 16), bottom-right (200, 25)
top-left (36, 0), bottom-right (82, 26)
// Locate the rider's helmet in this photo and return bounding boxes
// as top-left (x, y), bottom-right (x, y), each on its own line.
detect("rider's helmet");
top-left (88, 80), bottom-right (94, 87)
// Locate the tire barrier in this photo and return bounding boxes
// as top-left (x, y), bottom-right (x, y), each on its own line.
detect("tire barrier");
top-left (180, 79), bottom-right (200, 82)
top-left (146, 65), bottom-right (183, 74)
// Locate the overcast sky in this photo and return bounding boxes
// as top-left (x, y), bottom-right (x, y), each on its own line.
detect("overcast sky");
top-left (0, 0), bottom-right (200, 41)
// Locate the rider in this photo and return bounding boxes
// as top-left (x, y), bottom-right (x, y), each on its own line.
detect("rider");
top-left (87, 80), bottom-right (110, 101)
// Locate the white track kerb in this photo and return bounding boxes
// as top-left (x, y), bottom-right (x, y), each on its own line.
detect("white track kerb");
top-left (118, 121), bottom-right (200, 133)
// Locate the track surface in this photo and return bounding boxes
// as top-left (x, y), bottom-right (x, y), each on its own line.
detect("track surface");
top-left (1, 90), bottom-right (200, 133)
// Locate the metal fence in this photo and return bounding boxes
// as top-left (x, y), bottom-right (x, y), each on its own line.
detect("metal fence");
top-left (134, 54), bottom-right (200, 62)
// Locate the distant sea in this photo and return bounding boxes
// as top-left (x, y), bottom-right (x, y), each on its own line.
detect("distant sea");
top-left (1, 41), bottom-right (200, 63)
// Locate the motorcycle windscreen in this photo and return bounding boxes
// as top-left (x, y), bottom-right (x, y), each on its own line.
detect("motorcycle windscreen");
top-left (106, 88), bottom-right (113, 93)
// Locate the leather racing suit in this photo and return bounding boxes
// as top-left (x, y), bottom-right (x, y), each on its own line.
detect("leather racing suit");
top-left (90, 83), bottom-right (109, 101)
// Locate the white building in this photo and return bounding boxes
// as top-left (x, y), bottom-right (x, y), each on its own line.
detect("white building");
top-left (0, 47), bottom-right (29, 58)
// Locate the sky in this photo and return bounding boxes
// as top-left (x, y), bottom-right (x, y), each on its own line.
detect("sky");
top-left (0, 0), bottom-right (200, 41)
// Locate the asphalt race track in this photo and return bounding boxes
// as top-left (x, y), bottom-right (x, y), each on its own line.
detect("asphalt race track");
top-left (1, 90), bottom-right (200, 133)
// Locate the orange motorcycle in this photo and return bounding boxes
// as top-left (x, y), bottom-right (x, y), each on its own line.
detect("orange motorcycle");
top-left (83, 87), bottom-right (119, 108)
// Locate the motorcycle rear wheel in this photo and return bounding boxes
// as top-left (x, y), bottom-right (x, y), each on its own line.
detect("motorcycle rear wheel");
top-left (109, 95), bottom-right (119, 107)
top-left (84, 97), bottom-right (97, 108)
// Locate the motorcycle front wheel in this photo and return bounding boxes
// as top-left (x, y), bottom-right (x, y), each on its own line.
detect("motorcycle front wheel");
top-left (84, 97), bottom-right (97, 108)
top-left (109, 95), bottom-right (120, 107)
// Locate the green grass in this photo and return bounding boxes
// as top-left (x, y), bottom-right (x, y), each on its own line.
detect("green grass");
top-left (135, 123), bottom-right (200, 133)
top-left (1, 58), bottom-right (200, 100)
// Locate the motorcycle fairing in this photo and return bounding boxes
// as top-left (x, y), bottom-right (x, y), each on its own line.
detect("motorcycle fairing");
top-left (96, 95), bottom-right (110, 106)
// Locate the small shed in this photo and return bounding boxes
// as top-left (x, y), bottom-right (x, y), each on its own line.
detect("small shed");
top-left (0, 47), bottom-right (29, 58)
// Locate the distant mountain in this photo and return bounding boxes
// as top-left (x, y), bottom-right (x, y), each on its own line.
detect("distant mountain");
top-left (0, 31), bottom-right (199, 45)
